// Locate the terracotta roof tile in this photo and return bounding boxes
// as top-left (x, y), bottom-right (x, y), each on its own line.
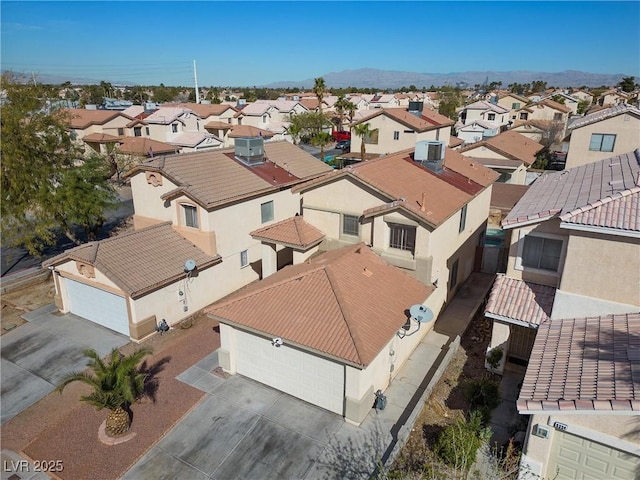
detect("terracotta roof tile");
top-left (353, 107), bottom-right (454, 132)
top-left (43, 222), bottom-right (221, 298)
top-left (503, 150), bottom-right (640, 228)
top-left (449, 136), bottom-right (464, 148)
top-left (169, 132), bottom-right (220, 147)
top-left (119, 137), bottom-right (177, 156)
top-left (539, 98), bottom-right (571, 114)
top-left (207, 244), bottom-right (434, 366)
top-left (82, 133), bottom-right (121, 143)
top-left (250, 215), bottom-right (325, 249)
top-left (460, 130), bottom-right (544, 166)
top-left (561, 190), bottom-right (640, 232)
top-left (144, 107), bottom-right (192, 124)
top-left (164, 102), bottom-right (236, 118)
top-left (517, 312), bottom-right (640, 413)
top-left (228, 125), bottom-right (275, 138)
top-left (62, 108), bottom-right (127, 129)
top-left (485, 274), bottom-right (556, 326)
top-left (128, 141), bottom-right (331, 208)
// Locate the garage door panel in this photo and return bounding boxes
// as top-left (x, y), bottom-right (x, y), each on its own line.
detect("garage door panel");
top-left (66, 279), bottom-right (129, 336)
top-left (550, 430), bottom-right (640, 480)
top-left (235, 331), bottom-right (343, 415)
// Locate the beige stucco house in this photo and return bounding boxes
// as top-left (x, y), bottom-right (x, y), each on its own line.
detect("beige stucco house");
top-left (484, 150), bottom-right (640, 373)
top-left (63, 108), bottom-right (133, 143)
top-left (349, 104), bottom-right (454, 156)
top-left (459, 130), bottom-right (543, 185)
top-left (458, 100), bottom-right (511, 129)
top-left (564, 104), bottom-right (640, 169)
top-left (44, 140), bottom-right (331, 341)
top-left (497, 93), bottom-right (530, 122)
top-left (516, 99), bottom-right (570, 127)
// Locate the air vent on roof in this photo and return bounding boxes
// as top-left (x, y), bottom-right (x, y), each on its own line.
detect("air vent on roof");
top-left (235, 137), bottom-right (265, 166)
top-left (415, 140), bottom-right (445, 173)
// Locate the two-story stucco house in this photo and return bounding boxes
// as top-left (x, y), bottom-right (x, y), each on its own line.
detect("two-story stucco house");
top-left (349, 103), bottom-right (454, 156)
top-left (458, 130), bottom-right (543, 185)
top-left (515, 99), bottom-right (571, 126)
top-left (63, 108), bottom-right (133, 143)
top-left (44, 140), bottom-right (331, 341)
top-left (457, 100), bottom-right (511, 129)
top-left (564, 103), bottom-right (640, 169)
top-left (484, 149), bottom-right (640, 371)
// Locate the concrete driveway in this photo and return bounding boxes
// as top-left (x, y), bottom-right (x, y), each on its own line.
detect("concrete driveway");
top-left (1, 304), bottom-right (129, 424)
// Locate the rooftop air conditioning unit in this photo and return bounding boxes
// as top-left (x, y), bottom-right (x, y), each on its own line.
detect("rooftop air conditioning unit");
top-left (415, 140), bottom-right (445, 173)
top-left (235, 137), bottom-right (265, 166)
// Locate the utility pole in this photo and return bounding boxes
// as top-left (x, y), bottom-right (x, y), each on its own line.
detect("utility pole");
top-left (193, 60), bottom-right (200, 104)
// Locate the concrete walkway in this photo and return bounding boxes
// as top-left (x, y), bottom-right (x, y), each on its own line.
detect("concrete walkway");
top-left (125, 272), bottom-right (495, 479)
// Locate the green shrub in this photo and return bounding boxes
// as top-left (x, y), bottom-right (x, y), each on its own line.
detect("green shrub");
top-left (465, 377), bottom-right (501, 415)
top-left (486, 346), bottom-right (503, 370)
top-left (435, 411), bottom-right (491, 473)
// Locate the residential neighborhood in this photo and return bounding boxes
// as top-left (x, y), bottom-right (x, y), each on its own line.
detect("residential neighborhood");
top-left (2, 4), bottom-right (639, 476)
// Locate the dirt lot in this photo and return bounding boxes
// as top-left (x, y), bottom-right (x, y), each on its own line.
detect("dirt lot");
top-left (393, 312), bottom-right (499, 471)
top-left (1, 278), bottom-right (56, 334)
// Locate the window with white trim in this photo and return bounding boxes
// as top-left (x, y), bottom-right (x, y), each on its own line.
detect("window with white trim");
top-left (171, 123), bottom-right (178, 133)
top-left (240, 250), bottom-right (248, 267)
top-left (519, 112), bottom-right (528, 120)
top-left (487, 113), bottom-right (496, 121)
top-left (512, 102), bottom-right (520, 109)
top-left (117, 128), bottom-right (124, 136)
top-left (260, 201), bottom-right (274, 223)
top-left (389, 223), bottom-right (416, 253)
top-left (146, 127), bottom-right (150, 135)
top-left (342, 214), bottom-right (359, 237)
top-left (393, 131), bottom-right (400, 140)
top-left (182, 204), bottom-right (198, 228)
top-left (589, 133), bottom-right (616, 152)
top-left (522, 235), bottom-right (562, 271)
top-left (134, 127), bottom-right (142, 137)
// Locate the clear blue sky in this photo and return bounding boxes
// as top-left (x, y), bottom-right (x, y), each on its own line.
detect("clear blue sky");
top-left (2, 1), bottom-right (639, 87)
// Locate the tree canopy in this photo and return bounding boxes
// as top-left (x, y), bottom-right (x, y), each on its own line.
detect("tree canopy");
top-left (1, 73), bottom-right (117, 255)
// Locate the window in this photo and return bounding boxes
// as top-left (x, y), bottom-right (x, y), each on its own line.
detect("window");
top-left (404, 130), bottom-right (415, 134)
top-left (519, 112), bottom-right (528, 120)
top-left (134, 127), bottom-right (142, 137)
top-left (364, 129), bottom-right (379, 145)
top-left (238, 117), bottom-right (243, 125)
top-left (512, 102), bottom-right (521, 109)
top-left (171, 123), bottom-right (178, 133)
top-left (183, 205), bottom-right (198, 228)
top-left (117, 128), bottom-right (124, 136)
top-left (459, 204), bottom-right (467, 233)
top-left (589, 133), bottom-right (616, 152)
top-left (553, 112), bottom-right (563, 121)
top-left (262, 115), bottom-right (268, 123)
top-left (260, 201), bottom-right (274, 223)
top-left (342, 214), bottom-right (359, 237)
top-left (450, 259), bottom-right (459, 288)
top-left (240, 250), bottom-right (248, 268)
top-left (146, 127), bottom-right (150, 135)
top-left (393, 131), bottom-right (400, 140)
top-left (389, 224), bottom-right (416, 253)
top-left (228, 118), bottom-right (232, 124)
top-left (487, 113), bottom-right (496, 121)
top-left (522, 236), bottom-right (562, 271)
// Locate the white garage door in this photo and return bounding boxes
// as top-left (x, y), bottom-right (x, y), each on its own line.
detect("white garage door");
top-left (66, 279), bottom-right (129, 336)
top-left (235, 330), bottom-right (344, 415)
top-left (549, 430), bottom-right (639, 480)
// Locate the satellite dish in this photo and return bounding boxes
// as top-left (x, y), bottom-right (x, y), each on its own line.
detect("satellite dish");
top-left (184, 259), bottom-right (196, 272)
top-left (409, 304), bottom-right (434, 323)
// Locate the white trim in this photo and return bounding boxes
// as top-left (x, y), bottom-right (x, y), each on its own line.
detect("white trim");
top-left (502, 215), bottom-right (556, 230)
top-left (560, 221), bottom-right (640, 239)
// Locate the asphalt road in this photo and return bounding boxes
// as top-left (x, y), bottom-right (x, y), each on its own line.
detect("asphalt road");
top-left (1, 185), bottom-right (134, 278)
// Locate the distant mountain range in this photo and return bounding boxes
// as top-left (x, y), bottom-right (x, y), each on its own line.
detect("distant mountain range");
top-left (3, 68), bottom-right (631, 89)
top-left (265, 69), bottom-right (631, 89)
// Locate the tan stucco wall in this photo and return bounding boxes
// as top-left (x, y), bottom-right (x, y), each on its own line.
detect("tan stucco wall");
top-left (505, 219), bottom-right (568, 287)
top-left (130, 172), bottom-right (179, 224)
top-left (556, 230), bottom-right (640, 309)
top-left (565, 114), bottom-right (640, 168)
top-left (522, 413), bottom-right (640, 478)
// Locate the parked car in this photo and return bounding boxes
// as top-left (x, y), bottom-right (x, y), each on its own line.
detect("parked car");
top-left (332, 130), bottom-right (351, 142)
top-left (336, 140), bottom-right (351, 151)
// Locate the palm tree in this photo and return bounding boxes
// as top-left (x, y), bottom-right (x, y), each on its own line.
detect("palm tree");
top-left (353, 122), bottom-right (375, 161)
top-left (56, 347), bottom-right (152, 437)
top-left (311, 131), bottom-right (333, 164)
top-left (334, 95), bottom-right (356, 133)
top-left (313, 77), bottom-right (326, 116)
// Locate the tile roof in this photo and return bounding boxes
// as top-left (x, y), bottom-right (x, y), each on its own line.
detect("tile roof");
top-left (460, 130), bottom-right (544, 166)
top-left (43, 222), bottom-right (221, 298)
top-left (228, 125), bottom-right (275, 138)
top-left (538, 99), bottom-right (571, 114)
top-left (449, 136), bottom-right (464, 148)
top-left (128, 141), bottom-right (331, 209)
top-left (118, 137), bottom-right (177, 156)
top-left (164, 102), bottom-right (236, 118)
top-left (207, 244), bottom-right (434, 367)
top-left (250, 215), bottom-right (325, 249)
top-left (82, 133), bottom-right (121, 143)
top-left (62, 109), bottom-right (126, 129)
top-left (295, 147), bottom-right (497, 227)
top-left (567, 103), bottom-right (640, 131)
top-left (236, 102), bottom-right (272, 116)
top-left (490, 183), bottom-right (530, 211)
top-left (144, 107), bottom-right (192, 124)
top-left (299, 98), bottom-right (319, 110)
top-left (503, 150), bottom-right (640, 228)
top-left (498, 92), bottom-right (530, 103)
top-left (353, 107), bottom-right (453, 132)
top-left (560, 190), bottom-right (640, 233)
top-left (464, 100), bottom-right (510, 114)
top-left (203, 121), bottom-right (232, 130)
top-left (485, 274), bottom-right (556, 327)
top-left (168, 132), bottom-right (220, 147)
top-left (517, 312), bottom-right (640, 413)
top-left (468, 156), bottom-right (523, 169)
top-left (121, 105), bottom-right (145, 118)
